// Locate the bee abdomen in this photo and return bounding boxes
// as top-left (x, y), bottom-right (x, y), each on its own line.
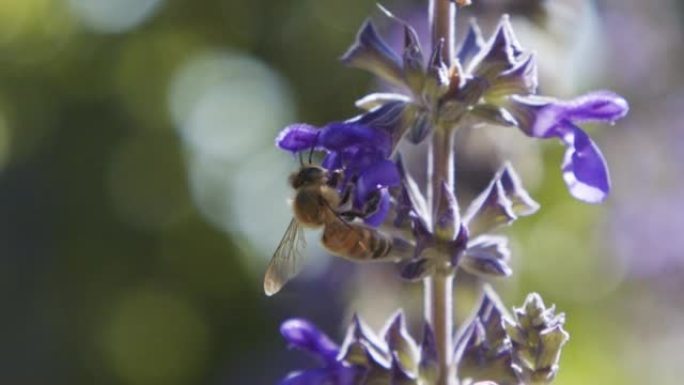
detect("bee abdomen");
top-left (321, 221), bottom-right (393, 261)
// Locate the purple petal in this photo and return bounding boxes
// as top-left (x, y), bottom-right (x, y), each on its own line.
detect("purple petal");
top-left (320, 123), bottom-right (392, 156)
top-left (281, 319), bottom-right (339, 364)
top-left (363, 189), bottom-right (391, 227)
top-left (355, 159), bottom-right (401, 205)
top-left (322, 152), bottom-right (342, 170)
top-left (525, 91), bottom-right (629, 138)
top-left (560, 124), bottom-right (611, 203)
top-left (555, 91), bottom-right (629, 123)
top-left (348, 101), bottom-right (408, 150)
top-left (276, 124), bottom-right (320, 152)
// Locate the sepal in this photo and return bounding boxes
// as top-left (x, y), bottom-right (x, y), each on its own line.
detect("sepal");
top-left (377, 4), bottom-right (425, 94)
top-left (463, 178), bottom-right (516, 237)
top-left (498, 162), bottom-right (540, 217)
top-left (460, 235), bottom-right (512, 278)
top-left (484, 53), bottom-right (538, 101)
top-left (355, 93), bottom-right (411, 111)
top-left (339, 315), bottom-right (391, 373)
top-left (464, 163), bottom-right (538, 236)
top-left (435, 181), bottom-right (461, 242)
top-left (469, 104), bottom-right (518, 128)
top-left (469, 15), bottom-right (524, 82)
top-left (382, 311), bottom-right (419, 374)
top-left (455, 288), bottom-right (518, 384)
top-left (457, 19), bottom-right (485, 67)
top-left (418, 324), bottom-right (439, 385)
top-left (424, 39), bottom-right (450, 98)
top-left (341, 20), bottom-right (405, 86)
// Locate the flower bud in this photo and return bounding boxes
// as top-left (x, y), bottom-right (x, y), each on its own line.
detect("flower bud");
top-left (503, 293), bottom-right (569, 385)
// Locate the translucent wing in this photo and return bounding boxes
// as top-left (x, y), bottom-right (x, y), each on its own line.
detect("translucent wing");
top-left (263, 218), bottom-right (307, 296)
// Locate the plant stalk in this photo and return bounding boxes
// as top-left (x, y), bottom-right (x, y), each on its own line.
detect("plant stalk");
top-left (425, 1), bottom-right (457, 385)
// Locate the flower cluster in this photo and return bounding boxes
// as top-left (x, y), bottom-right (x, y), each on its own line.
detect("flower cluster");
top-left (276, 12), bottom-right (628, 225)
top-left (269, 2), bottom-right (628, 385)
top-left (456, 290), bottom-right (569, 385)
top-left (278, 288), bottom-right (566, 385)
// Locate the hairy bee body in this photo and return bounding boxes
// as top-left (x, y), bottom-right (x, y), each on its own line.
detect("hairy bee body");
top-left (321, 219), bottom-right (393, 261)
top-left (292, 184), bottom-right (339, 227)
top-left (264, 165), bottom-right (395, 295)
top-left (291, 166), bottom-right (391, 260)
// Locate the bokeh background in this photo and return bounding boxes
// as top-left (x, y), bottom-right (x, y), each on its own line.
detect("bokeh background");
top-left (0, 0), bottom-right (682, 384)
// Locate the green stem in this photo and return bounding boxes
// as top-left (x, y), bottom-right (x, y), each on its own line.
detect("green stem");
top-left (425, 1), bottom-right (457, 385)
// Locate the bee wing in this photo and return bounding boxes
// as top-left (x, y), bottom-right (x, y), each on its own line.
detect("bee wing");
top-left (263, 218), bottom-right (307, 296)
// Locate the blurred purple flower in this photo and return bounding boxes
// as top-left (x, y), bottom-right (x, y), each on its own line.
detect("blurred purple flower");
top-left (279, 319), bottom-right (361, 385)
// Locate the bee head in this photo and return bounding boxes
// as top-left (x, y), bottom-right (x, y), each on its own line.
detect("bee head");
top-left (289, 166), bottom-right (327, 189)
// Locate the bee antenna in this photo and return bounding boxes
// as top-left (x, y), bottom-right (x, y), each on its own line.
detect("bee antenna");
top-left (298, 151), bottom-right (305, 167)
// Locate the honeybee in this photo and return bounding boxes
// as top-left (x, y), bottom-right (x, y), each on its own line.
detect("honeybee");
top-left (263, 165), bottom-right (395, 296)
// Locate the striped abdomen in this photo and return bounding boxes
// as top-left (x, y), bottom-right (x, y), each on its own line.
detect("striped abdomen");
top-left (321, 220), bottom-right (393, 261)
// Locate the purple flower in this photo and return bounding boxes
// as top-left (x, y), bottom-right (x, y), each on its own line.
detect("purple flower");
top-left (279, 319), bottom-right (361, 385)
top-left (276, 122), bottom-right (400, 226)
top-left (278, 314), bottom-right (444, 385)
top-left (508, 91), bottom-right (629, 203)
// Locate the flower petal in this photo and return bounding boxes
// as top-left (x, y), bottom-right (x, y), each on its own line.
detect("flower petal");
top-left (511, 91), bottom-right (629, 138)
top-left (349, 101), bottom-right (410, 151)
top-left (276, 124), bottom-right (320, 152)
top-left (281, 319), bottom-right (339, 364)
top-left (355, 159), bottom-right (401, 205)
top-left (560, 124), bottom-right (611, 203)
top-left (320, 123), bottom-right (391, 155)
top-left (341, 20), bottom-right (405, 86)
top-left (553, 90), bottom-right (629, 123)
top-left (363, 188), bottom-right (391, 227)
